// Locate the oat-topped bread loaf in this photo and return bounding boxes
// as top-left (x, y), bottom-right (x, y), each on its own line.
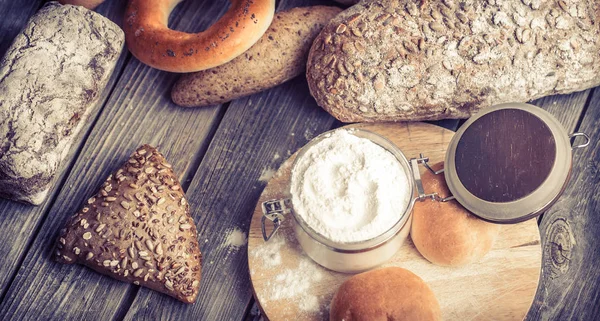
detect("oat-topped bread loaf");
top-left (307, 0), bottom-right (600, 122)
top-left (55, 145), bottom-right (202, 303)
top-left (0, 2), bottom-right (124, 205)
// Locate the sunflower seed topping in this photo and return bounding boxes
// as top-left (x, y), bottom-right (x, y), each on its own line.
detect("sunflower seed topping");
top-left (145, 240), bottom-right (155, 252)
top-left (133, 269), bottom-right (144, 277)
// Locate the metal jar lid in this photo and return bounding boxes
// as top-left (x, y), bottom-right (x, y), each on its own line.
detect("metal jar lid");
top-left (442, 103), bottom-right (589, 224)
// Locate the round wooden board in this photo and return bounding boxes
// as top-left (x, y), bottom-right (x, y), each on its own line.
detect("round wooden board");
top-left (248, 122), bottom-right (541, 321)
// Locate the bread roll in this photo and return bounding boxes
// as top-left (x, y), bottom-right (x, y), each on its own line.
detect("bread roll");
top-left (330, 267), bottom-right (441, 321)
top-left (55, 145), bottom-right (202, 303)
top-left (411, 162), bottom-right (501, 266)
top-left (171, 6), bottom-right (342, 107)
top-left (0, 2), bottom-right (124, 205)
top-left (307, 0), bottom-right (600, 122)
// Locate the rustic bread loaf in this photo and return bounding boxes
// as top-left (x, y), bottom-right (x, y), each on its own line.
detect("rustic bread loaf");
top-left (55, 145), bottom-right (202, 304)
top-left (0, 2), bottom-right (124, 205)
top-left (171, 6), bottom-right (342, 107)
top-left (307, 0), bottom-right (600, 122)
top-left (330, 267), bottom-right (441, 321)
top-left (411, 162), bottom-right (500, 266)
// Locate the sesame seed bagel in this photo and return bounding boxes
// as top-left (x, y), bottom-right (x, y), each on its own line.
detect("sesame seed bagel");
top-left (124, 0), bottom-right (276, 73)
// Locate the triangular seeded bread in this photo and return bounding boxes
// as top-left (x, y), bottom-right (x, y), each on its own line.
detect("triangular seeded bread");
top-left (55, 145), bottom-right (201, 303)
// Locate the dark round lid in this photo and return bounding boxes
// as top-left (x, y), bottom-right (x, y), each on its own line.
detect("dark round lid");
top-left (444, 103), bottom-right (572, 223)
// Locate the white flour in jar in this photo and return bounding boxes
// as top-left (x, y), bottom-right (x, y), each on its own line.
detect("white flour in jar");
top-left (290, 129), bottom-right (410, 243)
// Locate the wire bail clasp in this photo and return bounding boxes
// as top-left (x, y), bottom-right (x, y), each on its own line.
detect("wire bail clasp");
top-left (261, 199), bottom-right (292, 241)
top-left (569, 132), bottom-right (590, 150)
top-left (410, 154), bottom-right (455, 203)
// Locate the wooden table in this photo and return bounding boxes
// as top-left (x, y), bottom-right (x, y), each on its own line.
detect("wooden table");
top-left (0, 1), bottom-right (598, 320)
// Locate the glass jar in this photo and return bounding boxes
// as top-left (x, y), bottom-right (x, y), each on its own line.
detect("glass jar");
top-left (261, 129), bottom-right (415, 273)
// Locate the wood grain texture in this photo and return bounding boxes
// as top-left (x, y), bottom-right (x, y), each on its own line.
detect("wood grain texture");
top-left (0, 0), bottom-right (596, 320)
top-left (249, 122), bottom-right (541, 321)
top-left (0, 1), bottom-right (43, 56)
top-left (0, 0), bottom-right (229, 318)
top-left (0, 0), bottom-right (129, 298)
top-left (527, 90), bottom-right (600, 320)
top-left (530, 90), bottom-right (591, 131)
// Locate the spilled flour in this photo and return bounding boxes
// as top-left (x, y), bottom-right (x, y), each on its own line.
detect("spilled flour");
top-left (223, 227), bottom-right (247, 252)
top-left (258, 167), bottom-right (276, 183)
top-left (251, 233), bottom-right (284, 268)
top-left (250, 231), bottom-right (330, 316)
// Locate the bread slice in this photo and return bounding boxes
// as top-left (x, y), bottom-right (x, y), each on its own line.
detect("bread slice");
top-left (55, 145), bottom-right (201, 304)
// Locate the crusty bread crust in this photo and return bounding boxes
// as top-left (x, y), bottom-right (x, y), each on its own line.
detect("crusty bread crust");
top-left (307, 0), bottom-right (600, 122)
top-left (411, 162), bottom-right (501, 267)
top-left (0, 2), bottom-right (124, 205)
top-left (171, 6), bottom-right (342, 107)
top-left (123, 0), bottom-right (275, 73)
top-left (330, 267), bottom-right (441, 321)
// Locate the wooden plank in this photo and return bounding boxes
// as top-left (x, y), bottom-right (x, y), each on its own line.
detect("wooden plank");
top-left (0, 0), bottom-right (43, 56)
top-left (531, 90), bottom-right (591, 131)
top-left (0, 0), bottom-right (232, 318)
top-left (123, 74), bottom-right (336, 321)
top-left (0, 0), bottom-right (130, 298)
top-left (527, 88), bottom-right (600, 320)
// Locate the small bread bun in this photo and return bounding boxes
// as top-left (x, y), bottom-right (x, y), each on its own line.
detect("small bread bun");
top-left (124, 0), bottom-right (276, 73)
top-left (411, 162), bottom-right (501, 266)
top-left (59, 0), bottom-right (105, 9)
top-left (330, 267), bottom-right (441, 321)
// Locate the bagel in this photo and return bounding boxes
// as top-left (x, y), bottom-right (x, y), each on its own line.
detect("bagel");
top-left (124, 0), bottom-right (276, 73)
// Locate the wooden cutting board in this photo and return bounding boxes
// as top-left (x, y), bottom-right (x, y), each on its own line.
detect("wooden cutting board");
top-left (248, 122), bottom-right (541, 321)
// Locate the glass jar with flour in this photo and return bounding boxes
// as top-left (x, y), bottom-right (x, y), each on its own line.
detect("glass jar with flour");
top-left (261, 128), bottom-right (416, 273)
top-left (261, 103), bottom-right (589, 273)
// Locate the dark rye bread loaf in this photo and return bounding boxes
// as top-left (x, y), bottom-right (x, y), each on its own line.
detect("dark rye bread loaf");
top-left (0, 2), bottom-right (124, 205)
top-left (307, 0), bottom-right (600, 122)
top-left (55, 145), bottom-right (202, 303)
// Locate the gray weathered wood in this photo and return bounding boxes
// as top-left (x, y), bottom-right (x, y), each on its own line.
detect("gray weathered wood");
top-left (527, 88), bottom-right (600, 320)
top-left (531, 90), bottom-right (591, 131)
top-left (0, 0), bottom-right (598, 320)
top-left (0, 0), bottom-right (129, 298)
top-left (0, 1), bottom-right (43, 56)
top-left (0, 0), bottom-right (230, 318)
